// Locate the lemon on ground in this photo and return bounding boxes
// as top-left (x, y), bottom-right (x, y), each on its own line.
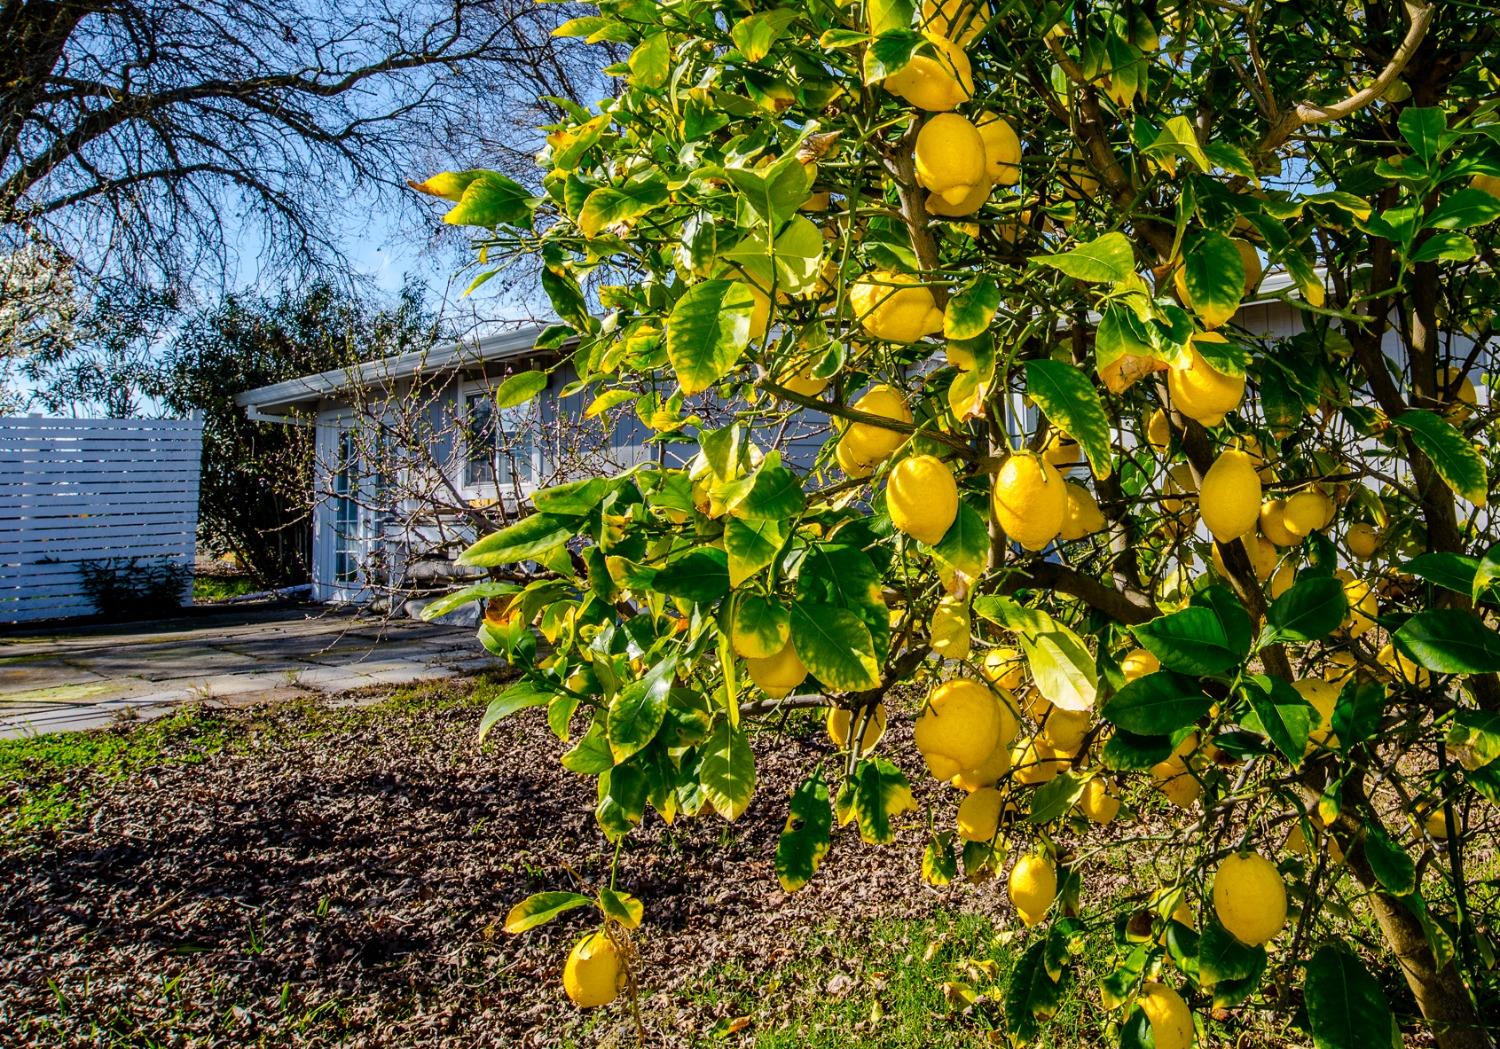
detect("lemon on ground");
top-left (1138, 982), bottom-right (1194, 1049)
top-left (1343, 578), bottom-right (1379, 638)
top-left (563, 931), bottom-right (623, 1008)
top-left (842, 383), bottom-right (913, 466)
top-left (915, 113), bottom-right (987, 205)
top-left (915, 679), bottom-right (1003, 780)
top-left (926, 178), bottom-right (991, 217)
top-left (1346, 522), bottom-right (1380, 559)
top-left (1078, 777), bottom-right (1121, 824)
top-left (1166, 336), bottom-right (1245, 425)
top-left (957, 786), bottom-right (1005, 841)
top-left (981, 647), bottom-right (1025, 691)
top-left (1282, 489), bottom-right (1331, 537)
top-left (827, 702), bottom-right (887, 754)
top-left (975, 111), bottom-right (1021, 185)
top-left (836, 435), bottom-right (874, 478)
top-left (1122, 647), bottom-right (1160, 682)
top-left (1294, 678), bottom-right (1339, 749)
top-left (887, 454), bottom-right (959, 545)
top-left (1059, 482), bottom-right (1106, 541)
top-left (1009, 854), bottom-right (1057, 925)
top-left (932, 594), bottom-right (972, 659)
top-left (882, 34), bottom-right (973, 111)
top-left (1199, 450), bottom-right (1262, 542)
top-left (747, 639), bottom-right (808, 699)
top-left (952, 735), bottom-right (1014, 791)
top-left (1377, 641), bottom-right (1431, 689)
top-left (1041, 707), bottom-right (1090, 753)
top-left (1259, 499), bottom-right (1299, 547)
top-left (993, 454), bottom-right (1068, 551)
top-left (1212, 852), bottom-right (1287, 946)
top-left (1146, 408), bottom-right (1171, 453)
top-left (850, 272), bottom-right (944, 343)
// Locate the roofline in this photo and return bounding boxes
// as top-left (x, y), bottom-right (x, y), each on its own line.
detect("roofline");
top-left (235, 325), bottom-right (551, 417)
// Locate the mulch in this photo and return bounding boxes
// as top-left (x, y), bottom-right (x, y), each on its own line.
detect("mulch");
top-left (0, 684), bottom-right (1019, 1048)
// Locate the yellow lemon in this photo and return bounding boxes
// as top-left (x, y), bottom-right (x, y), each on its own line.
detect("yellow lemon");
top-left (922, 0), bottom-right (986, 43)
top-left (1011, 734), bottom-right (1066, 785)
top-left (1146, 408), bottom-right (1172, 453)
top-left (1122, 648), bottom-right (1160, 682)
top-left (1167, 336), bottom-right (1245, 425)
top-left (1162, 462), bottom-right (1197, 514)
top-left (1199, 450), bottom-right (1263, 542)
top-left (1438, 365), bottom-right (1477, 421)
top-left (1041, 707), bottom-right (1090, 754)
top-left (1009, 854), bottom-right (1057, 925)
top-left (915, 113), bottom-right (988, 206)
top-left (1295, 679), bottom-right (1339, 749)
top-left (827, 702), bottom-right (888, 754)
top-left (993, 454), bottom-right (1068, 551)
top-left (957, 786), bottom-right (1005, 841)
top-left (1138, 982), bottom-right (1194, 1049)
top-left (1268, 561), bottom-right (1295, 600)
top-left (1212, 852), bottom-right (1287, 946)
top-left (1060, 482), bottom-right (1106, 540)
top-left (1343, 578), bottom-right (1379, 638)
top-left (1043, 430), bottom-right (1085, 468)
top-left (981, 647), bottom-right (1025, 691)
top-left (926, 178), bottom-right (991, 217)
top-left (1473, 173), bottom-right (1500, 199)
top-left (915, 679), bottom-right (1002, 780)
top-left (849, 272), bottom-right (944, 343)
top-left (975, 111), bottom-right (1021, 185)
top-left (1151, 734), bottom-right (1201, 808)
top-left (775, 363), bottom-right (830, 399)
top-left (747, 639), bottom-right (808, 699)
top-left (952, 734), bottom-right (1014, 791)
top-left (1211, 534), bottom-right (1278, 583)
top-left (1282, 489), bottom-right (1332, 538)
top-left (882, 34), bottom-right (973, 111)
top-left (842, 384), bottom-right (913, 465)
top-left (1078, 777), bottom-right (1121, 824)
top-left (1323, 650), bottom-right (1360, 684)
top-left (932, 594), bottom-right (972, 659)
top-left (563, 931), bottom-right (623, 1008)
top-left (887, 454), bottom-right (959, 545)
top-left (836, 435), bottom-right (874, 478)
top-left (1377, 642), bottom-right (1430, 689)
top-left (1346, 522), bottom-right (1380, 560)
top-left (1260, 499), bottom-right (1299, 547)
top-left (1234, 238), bottom-right (1263, 295)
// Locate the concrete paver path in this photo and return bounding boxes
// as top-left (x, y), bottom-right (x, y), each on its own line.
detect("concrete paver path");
top-left (0, 605), bottom-right (491, 737)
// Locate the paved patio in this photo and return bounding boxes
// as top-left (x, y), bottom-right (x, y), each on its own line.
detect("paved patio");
top-left (0, 605), bottom-right (492, 737)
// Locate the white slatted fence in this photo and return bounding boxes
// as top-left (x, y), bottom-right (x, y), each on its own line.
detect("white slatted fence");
top-left (0, 416), bottom-right (203, 623)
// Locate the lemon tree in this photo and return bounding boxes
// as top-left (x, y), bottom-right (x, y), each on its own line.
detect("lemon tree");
top-left (419, 2), bottom-right (1500, 1045)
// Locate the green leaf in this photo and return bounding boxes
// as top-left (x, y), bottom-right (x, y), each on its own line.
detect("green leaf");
top-left (725, 154), bottom-right (812, 226)
top-left (1425, 187), bottom-right (1500, 230)
top-left (608, 658), bottom-right (674, 762)
top-left (494, 370), bottom-right (549, 410)
top-left (700, 718), bottom-right (757, 820)
top-left (460, 513), bottom-right (579, 567)
top-left (1264, 576), bottom-right (1348, 643)
top-left (790, 601), bottom-right (882, 691)
top-left (729, 457), bottom-right (806, 519)
top-left (866, 0), bottom-right (914, 35)
top-left (1241, 675), bottom-right (1314, 765)
top-left (1401, 552), bottom-right (1480, 597)
top-left (1132, 607), bottom-right (1240, 676)
top-left (479, 680), bottom-right (558, 744)
top-left (578, 176), bottom-right (669, 238)
top-left (922, 831), bottom-right (958, 886)
top-left (1395, 411), bottom-right (1488, 502)
top-left (1398, 106), bottom-right (1445, 164)
top-left (666, 280), bottom-right (755, 395)
top-left (1332, 680), bottom-right (1385, 748)
top-left (541, 267), bottom-right (590, 329)
top-left (944, 276), bottom-right (1000, 339)
top-left (627, 32), bottom-right (671, 87)
top-left (1472, 541), bottom-right (1500, 604)
top-left (862, 28), bottom-right (923, 83)
top-left (1198, 916), bottom-right (1267, 987)
top-left (443, 171), bottom-right (539, 229)
top-left (1027, 771), bottom-right (1088, 824)
top-left (419, 581), bottom-right (519, 621)
top-left (562, 720), bottom-right (615, 773)
top-left (597, 887), bottom-right (644, 928)
top-left (1025, 359), bottom-right (1114, 478)
top-left (931, 498), bottom-right (989, 576)
top-left (654, 549), bottom-right (730, 605)
top-left (1189, 585), bottom-right (1253, 659)
top-left (1101, 672), bottom-right (1214, 735)
top-left (1362, 826), bottom-right (1416, 896)
top-left (725, 517), bottom-right (788, 587)
top-left (1031, 231), bottom-right (1135, 283)
top-left (1395, 610), bottom-right (1500, 673)
top-left (502, 891), bottom-right (593, 934)
top-left (845, 757), bottom-right (916, 844)
top-left (1305, 944), bottom-right (1396, 1049)
top-left (1411, 230), bottom-right (1477, 262)
top-left (1005, 941), bottom-right (1066, 1040)
top-left (729, 593), bottom-right (790, 655)
top-left (1144, 115), bottom-right (1211, 174)
top-left (776, 768), bottom-right (832, 891)
top-left (1102, 730), bottom-right (1175, 770)
top-left (531, 477), bottom-right (617, 516)
top-left (1179, 229), bottom-right (1243, 327)
top-left (730, 9), bottom-right (799, 62)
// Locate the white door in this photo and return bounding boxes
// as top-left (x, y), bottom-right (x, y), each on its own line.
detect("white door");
top-left (315, 412), bottom-right (380, 603)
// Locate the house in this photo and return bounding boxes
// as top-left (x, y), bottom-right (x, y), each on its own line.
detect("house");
top-left (237, 274), bottom-right (1479, 613)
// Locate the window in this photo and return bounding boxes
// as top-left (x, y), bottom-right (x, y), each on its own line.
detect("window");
top-left (463, 390), bottom-right (537, 490)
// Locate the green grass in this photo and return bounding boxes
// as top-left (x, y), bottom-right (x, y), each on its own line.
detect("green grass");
top-left (192, 576), bottom-right (261, 602)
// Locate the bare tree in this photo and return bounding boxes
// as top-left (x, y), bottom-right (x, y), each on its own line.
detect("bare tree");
top-left (0, 0), bottom-right (611, 293)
